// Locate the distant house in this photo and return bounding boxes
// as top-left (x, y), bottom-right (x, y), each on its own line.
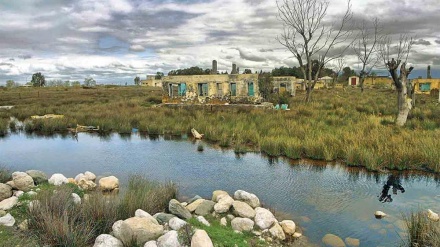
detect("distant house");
top-left (141, 76), bottom-right (162, 87)
top-left (144, 61), bottom-right (261, 104)
top-left (348, 76), bottom-right (359, 86)
top-left (273, 76), bottom-right (297, 96)
top-left (413, 78), bottom-right (440, 94)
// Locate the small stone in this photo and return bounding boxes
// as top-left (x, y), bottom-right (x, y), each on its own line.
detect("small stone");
top-left (169, 199), bottom-right (192, 219)
top-left (375, 211), bottom-right (387, 219)
top-left (84, 171), bottom-right (96, 181)
top-left (68, 178), bottom-right (76, 184)
top-left (232, 201), bottom-right (256, 219)
top-left (0, 213), bottom-right (15, 226)
top-left (185, 199), bottom-right (205, 212)
top-left (220, 217), bottom-right (227, 226)
top-left (25, 170), bottom-right (48, 185)
top-left (0, 183), bottom-right (13, 201)
top-left (322, 234), bottom-right (346, 247)
top-left (214, 195), bottom-right (234, 213)
top-left (231, 217), bottom-right (254, 232)
top-left (111, 220), bottom-right (124, 241)
top-left (135, 209), bottom-right (159, 225)
top-left (169, 217), bottom-right (187, 230)
top-left (0, 210), bottom-right (6, 217)
top-left (48, 173), bottom-right (68, 186)
top-left (71, 193), bottom-right (81, 205)
top-left (0, 196), bottom-right (18, 210)
top-left (144, 241), bottom-right (158, 247)
top-left (191, 229), bottom-right (214, 247)
top-left (93, 234), bottom-right (123, 247)
top-left (196, 216), bottom-right (210, 226)
top-left (195, 200), bottom-right (215, 216)
top-left (13, 191), bottom-right (24, 197)
top-left (12, 172), bottom-right (35, 191)
top-left (427, 209), bottom-right (439, 222)
top-left (280, 220), bottom-right (296, 235)
top-left (345, 237), bottom-right (360, 247)
top-left (154, 213), bottom-right (175, 225)
top-left (156, 230), bottom-right (181, 247)
top-left (269, 222), bottom-right (285, 240)
top-left (187, 195), bottom-right (202, 204)
top-left (75, 173), bottom-right (86, 182)
top-left (293, 232), bottom-right (302, 238)
top-left (27, 191), bottom-right (37, 197)
top-left (212, 190), bottom-right (229, 202)
top-left (227, 214), bottom-right (235, 220)
top-left (234, 190), bottom-right (260, 208)
top-left (98, 176), bottom-right (119, 191)
top-left (254, 207), bottom-right (276, 230)
top-left (77, 178), bottom-right (97, 191)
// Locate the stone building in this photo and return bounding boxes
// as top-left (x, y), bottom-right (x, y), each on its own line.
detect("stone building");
top-left (142, 61), bottom-right (261, 104)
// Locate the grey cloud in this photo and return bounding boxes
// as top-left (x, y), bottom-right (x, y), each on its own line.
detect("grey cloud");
top-left (236, 48), bottom-right (266, 62)
top-left (259, 48), bottom-right (274, 52)
top-left (414, 39), bottom-right (431, 46)
top-left (435, 40), bottom-right (440, 44)
top-left (18, 55), bottom-right (32, 60)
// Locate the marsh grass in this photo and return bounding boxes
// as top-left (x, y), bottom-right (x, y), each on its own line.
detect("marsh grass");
top-left (118, 175), bottom-right (177, 219)
top-left (401, 211), bottom-right (440, 247)
top-left (1, 86), bottom-right (439, 172)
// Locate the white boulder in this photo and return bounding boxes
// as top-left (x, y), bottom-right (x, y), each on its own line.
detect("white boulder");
top-left (135, 209), bottom-right (159, 225)
top-left (0, 196), bottom-right (18, 210)
top-left (48, 173), bottom-right (68, 186)
top-left (0, 213), bottom-right (15, 226)
top-left (234, 190), bottom-right (260, 208)
top-left (231, 217), bottom-right (254, 232)
top-left (196, 216), bottom-right (210, 226)
top-left (191, 229), bottom-right (214, 247)
top-left (169, 217), bottom-right (187, 230)
top-left (157, 230), bottom-right (181, 247)
top-left (254, 207), bottom-right (276, 230)
top-left (427, 209), bottom-right (439, 222)
top-left (93, 234), bottom-right (123, 247)
top-left (98, 176), bottom-right (119, 191)
top-left (12, 172), bottom-right (35, 191)
top-left (214, 194), bottom-right (234, 213)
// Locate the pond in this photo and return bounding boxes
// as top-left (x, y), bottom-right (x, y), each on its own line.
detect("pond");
top-left (1, 132), bottom-right (439, 246)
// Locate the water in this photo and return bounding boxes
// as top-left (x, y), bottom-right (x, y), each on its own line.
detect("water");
top-left (1, 132), bottom-right (439, 246)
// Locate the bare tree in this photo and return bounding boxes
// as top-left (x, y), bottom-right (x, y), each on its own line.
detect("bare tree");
top-left (378, 34), bottom-right (415, 126)
top-left (352, 18), bottom-right (382, 92)
top-left (277, 0), bottom-right (353, 102)
top-left (330, 57), bottom-right (346, 85)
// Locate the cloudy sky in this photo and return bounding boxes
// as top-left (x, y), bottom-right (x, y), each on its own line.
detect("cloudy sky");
top-left (1, 0), bottom-right (439, 85)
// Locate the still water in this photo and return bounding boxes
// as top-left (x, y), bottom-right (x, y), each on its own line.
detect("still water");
top-left (1, 132), bottom-right (439, 246)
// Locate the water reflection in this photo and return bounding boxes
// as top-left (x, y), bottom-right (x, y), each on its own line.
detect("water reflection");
top-left (379, 174), bottom-right (405, 203)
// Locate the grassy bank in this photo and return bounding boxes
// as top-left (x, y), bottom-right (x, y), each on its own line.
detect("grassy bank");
top-left (0, 86), bottom-right (439, 172)
top-left (401, 211), bottom-right (440, 247)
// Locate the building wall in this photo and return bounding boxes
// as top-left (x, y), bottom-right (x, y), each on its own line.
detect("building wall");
top-left (364, 77), bottom-right (392, 86)
top-left (158, 73), bottom-right (260, 104)
top-left (273, 76), bottom-right (296, 95)
top-left (413, 78), bottom-right (440, 94)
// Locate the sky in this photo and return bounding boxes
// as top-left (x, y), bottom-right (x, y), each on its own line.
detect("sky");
top-left (0, 0), bottom-right (440, 85)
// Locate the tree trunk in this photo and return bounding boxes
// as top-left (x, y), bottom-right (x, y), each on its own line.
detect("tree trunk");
top-left (305, 85), bottom-right (312, 102)
top-left (395, 88), bottom-right (412, 126)
top-left (359, 76), bottom-right (365, 92)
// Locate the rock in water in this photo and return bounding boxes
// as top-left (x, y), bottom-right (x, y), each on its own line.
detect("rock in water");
top-left (119, 217), bottom-right (164, 246)
top-left (254, 207), bottom-right (276, 230)
top-left (234, 190), bottom-right (260, 208)
top-left (25, 170), bottom-right (48, 185)
top-left (212, 190), bottom-right (229, 202)
top-left (169, 199), bottom-right (192, 219)
top-left (93, 234), bottom-right (123, 247)
top-left (191, 229), bottom-right (214, 247)
top-left (269, 222), bottom-right (286, 240)
top-left (12, 172), bottom-right (35, 191)
top-left (0, 183), bottom-right (12, 201)
top-left (156, 230), bottom-right (181, 247)
top-left (427, 209), bottom-right (439, 222)
top-left (374, 211), bottom-right (387, 219)
top-left (322, 234), bottom-right (346, 247)
top-left (0, 213), bottom-right (15, 226)
top-left (345, 237), bottom-right (360, 247)
top-left (84, 171), bottom-right (96, 181)
top-left (231, 217), bottom-right (254, 232)
top-left (280, 220), bottom-right (296, 235)
top-left (48, 173), bottom-right (68, 186)
top-left (99, 176), bottom-right (119, 191)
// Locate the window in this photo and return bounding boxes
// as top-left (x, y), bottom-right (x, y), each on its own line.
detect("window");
top-left (230, 83), bottom-right (237, 96)
top-left (216, 83), bottom-right (223, 97)
top-left (178, 83), bottom-right (186, 96)
top-left (248, 82), bottom-right (254, 96)
top-left (420, 83), bottom-right (431, 92)
top-left (198, 83), bottom-right (208, 96)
